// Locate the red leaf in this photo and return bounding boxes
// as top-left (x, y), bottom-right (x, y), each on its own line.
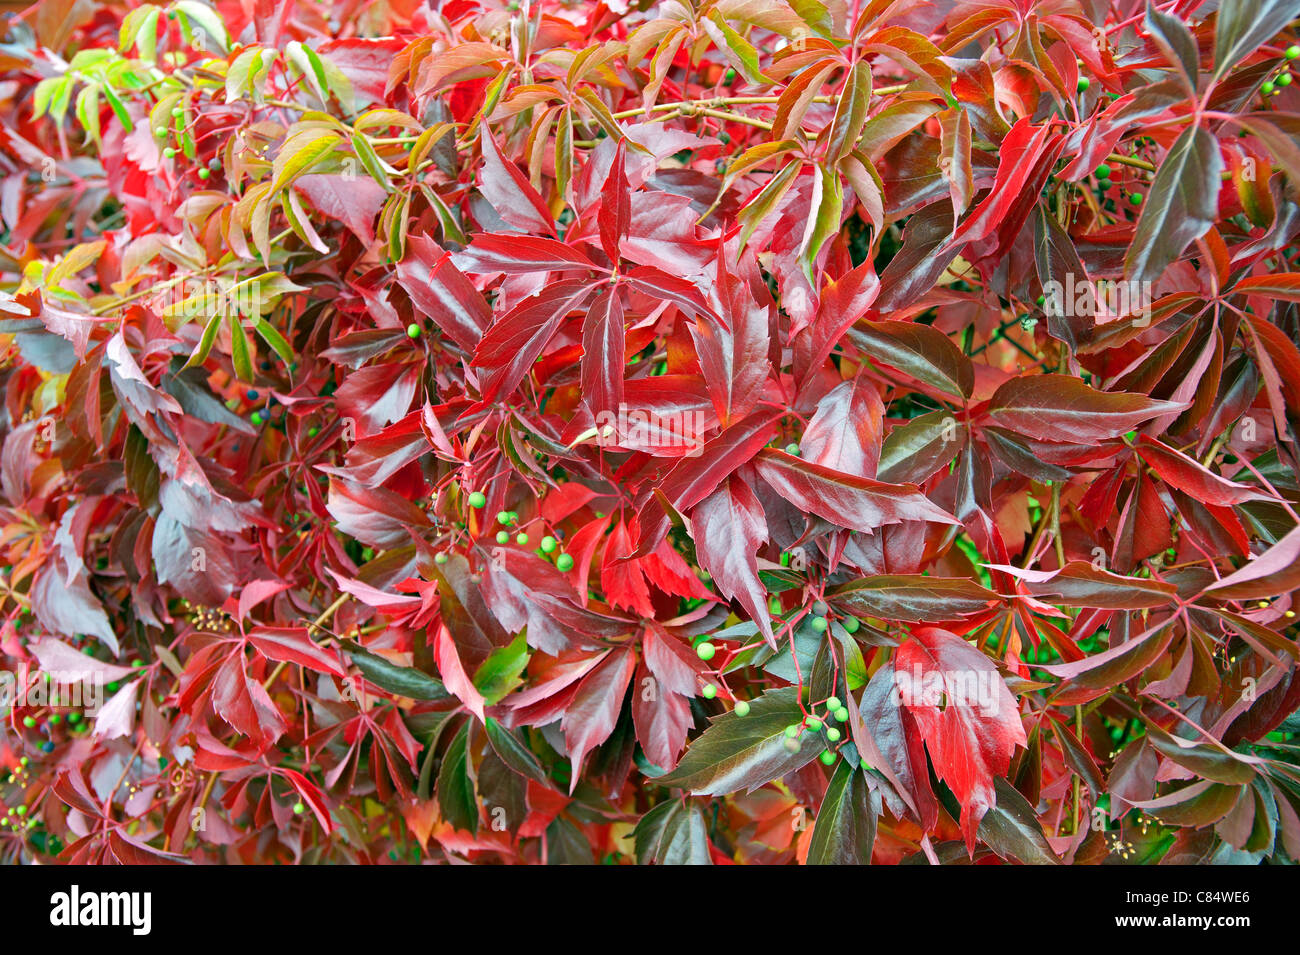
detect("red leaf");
top-left (598, 139), bottom-right (631, 261)
top-left (753, 447), bottom-right (958, 532)
top-left (561, 647), bottom-right (635, 790)
top-left (988, 374), bottom-right (1188, 442)
top-left (248, 627), bottom-right (346, 678)
top-left (581, 289), bottom-right (625, 416)
top-left (894, 626), bottom-right (1026, 852)
top-left (472, 279), bottom-right (594, 402)
top-left (295, 174), bottom-right (385, 246)
top-left (395, 236), bottom-right (492, 352)
top-left (435, 621), bottom-right (486, 723)
top-left (478, 123), bottom-right (555, 235)
top-left (457, 233), bottom-right (600, 274)
top-left (799, 375), bottom-right (884, 478)
top-left (691, 477), bottom-right (773, 645)
top-left (632, 661), bottom-right (693, 770)
top-left (1136, 435), bottom-right (1271, 506)
top-left (600, 519), bottom-right (654, 617)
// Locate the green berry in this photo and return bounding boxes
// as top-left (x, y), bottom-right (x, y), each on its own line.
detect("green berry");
top-left (209, 158), bottom-right (222, 171)
top-left (14, 805), bottom-right (26, 816)
top-left (1095, 163), bottom-right (1111, 179)
top-left (516, 533), bottom-right (529, 545)
top-left (107, 682), bottom-right (119, 692)
top-left (1287, 45), bottom-right (1300, 60)
top-left (198, 168), bottom-right (210, 180)
top-left (1281, 73), bottom-right (1293, 86)
top-left (1098, 178), bottom-right (1112, 190)
top-left (434, 552), bottom-right (449, 565)
top-left (171, 107), bottom-right (183, 118)
top-left (251, 411), bottom-right (264, 426)
top-left (1128, 192), bottom-right (1143, 206)
top-left (734, 700), bottom-right (750, 717)
top-left (497, 511), bottom-right (512, 525)
top-left (540, 535), bottom-right (557, 553)
top-left (826, 696), bottom-right (841, 710)
top-left (68, 712), bottom-right (81, 724)
top-left (843, 616), bottom-right (860, 634)
top-left (307, 426), bottom-right (319, 437)
top-left (556, 553), bottom-right (574, 572)
top-left (162, 147), bottom-right (176, 158)
top-left (406, 323), bottom-right (421, 338)
top-left (696, 641), bottom-right (716, 661)
top-left (22, 716), bottom-right (36, 728)
top-left (819, 750), bottom-right (836, 766)
top-left (1262, 80), bottom-right (1276, 95)
top-left (810, 616), bottom-right (828, 633)
top-left (785, 724), bottom-right (800, 738)
top-left (496, 531), bottom-right (509, 544)
top-left (784, 443), bottom-right (800, 456)
top-left (1077, 77), bottom-right (1090, 92)
top-left (826, 727), bottom-right (841, 742)
top-left (48, 714), bottom-right (60, 725)
top-left (467, 491), bottom-right (486, 509)
top-left (702, 684), bottom-right (717, 699)
top-left (19, 757), bottom-right (27, 766)
top-left (293, 802), bottom-right (305, 815)
top-left (807, 718), bottom-right (823, 732)
top-left (154, 126), bottom-right (167, 137)
top-left (783, 738), bottom-right (801, 753)
top-left (834, 707), bottom-right (849, 722)
top-left (811, 601), bottom-right (828, 617)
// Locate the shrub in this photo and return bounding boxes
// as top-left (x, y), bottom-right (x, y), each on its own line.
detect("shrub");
top-left (1, 0), bottom-right (1300, 865)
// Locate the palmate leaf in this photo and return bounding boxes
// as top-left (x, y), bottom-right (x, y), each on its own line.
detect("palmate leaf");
top-left (18, 0), bottom-right (1300, 870)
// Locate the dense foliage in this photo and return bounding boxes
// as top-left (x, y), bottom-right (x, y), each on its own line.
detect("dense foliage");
top-left (2, 0), bottom-right (1300, 865)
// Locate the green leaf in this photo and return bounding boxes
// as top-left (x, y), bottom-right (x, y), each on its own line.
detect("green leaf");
top-left (1124, 124), bottom-right (1223, 282)
top-left (253, 318), bottom-right (293, 366)
top-left (825, 61), bottom-right (871, 162)
top-left (738, 160), bottom-right (800, 252)
top-left (174, 0), bottom-right (230, 55)
top-left (228, 312), bottom-right (254, 383)
top-left (799, 163), bottom-right (843, 278)
top-left (633, 800), bottom-right (713, 864)
top-left (484, 717), bottom-right (549, 784)
top-left (185, 311), bottom-right (223, 369)
top-left (436, 721), bottom-right (478, 835)
top-left (473, 634), bottom-right (529, 705)
top-left (977, 778), bottom-right (1061, 864)
top-left (654, 686), bottom-right (822, 795)
top-left (101, 85), bottom-right (133, 132)
top-left (848, 319), bottom-right (973, 398)
top-left (703, 11), bottom-right (767, 85)
top-left (269, 132), bottom-right (341, 195)
top-left (807, 761), bottom-right (879, 864)
top-left (1212, 0), bottom-right (1300, 81)
top-left (345, 642), bottom-right (451, 701)
top-left (75, 84), bottom-right (101, 145)
top-left (1144, 1), bottom-right (1199, 94)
